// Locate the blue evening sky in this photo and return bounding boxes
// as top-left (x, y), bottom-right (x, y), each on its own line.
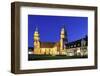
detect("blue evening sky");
top-left (28, 15), bottom-right (88, 47)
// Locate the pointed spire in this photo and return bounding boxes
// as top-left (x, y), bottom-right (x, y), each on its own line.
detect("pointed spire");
top-left (35, 26), bottom-right (38, 32)
top-left (36, 27), bottom-right (38, 31)
top-left (62, 24), bottom-right (68, 43)
top-left (61, 24), bottom-right (66, 32)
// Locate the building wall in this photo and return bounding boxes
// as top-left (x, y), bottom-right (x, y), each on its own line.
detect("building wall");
top-left (33, 27), bottom-right (65, 55)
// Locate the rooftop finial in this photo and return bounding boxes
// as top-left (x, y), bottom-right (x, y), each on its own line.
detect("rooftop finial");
top-left (61, 24), bottom-right (66, 31)
top-left (35, 26), bottom-right (38, 32)
top-left (63, 24), bottom-right (66, 29)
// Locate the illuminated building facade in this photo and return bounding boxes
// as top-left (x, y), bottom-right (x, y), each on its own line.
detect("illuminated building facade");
top-left (31, 26), bottom-right (87, 57)
top-left (33, 27), bottom-right (66, 56)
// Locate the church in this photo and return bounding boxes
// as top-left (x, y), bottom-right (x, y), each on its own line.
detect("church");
top-left (31, 26), bottom-right (88, 57)
top-left (33, 27), bottom-right (67, 56)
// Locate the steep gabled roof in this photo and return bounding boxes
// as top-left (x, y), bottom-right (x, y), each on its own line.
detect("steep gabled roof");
top-left (40, 42), bottom-right (59, 48)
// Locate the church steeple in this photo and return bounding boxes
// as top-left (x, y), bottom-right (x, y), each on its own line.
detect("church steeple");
top-left (60, 26), bottom-right (65, 53)
top-left (63, 25), bottom-right (68, 43)
top-left (60, 25), bottom-right (68, 54)
top-left (33, 26), bottom-right (40, 54)
top-left (60, 25), bottom-right (68, 42)
top-left (34, 26), bottom-right (40, 41)
top-left (60, 27), bottom-right (65, 38)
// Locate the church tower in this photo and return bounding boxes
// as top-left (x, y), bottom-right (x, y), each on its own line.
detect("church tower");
top-left (33, 27), bottom-right (40, 54)
top-left (60, 27), bottom-right (65, 53)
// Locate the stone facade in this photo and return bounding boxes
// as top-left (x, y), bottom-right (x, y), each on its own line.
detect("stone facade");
top-left (33, 27), bottom-right (66, 56)
top-left (32, 26), bottom-right (88, 57)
